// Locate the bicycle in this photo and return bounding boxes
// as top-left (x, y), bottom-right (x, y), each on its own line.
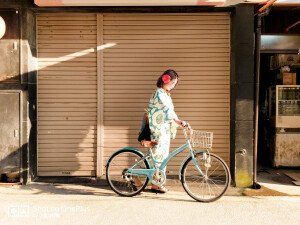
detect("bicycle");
top-left (105, 123), bottom-right (231, 202)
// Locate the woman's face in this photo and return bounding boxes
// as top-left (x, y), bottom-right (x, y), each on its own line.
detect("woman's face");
top-left (163, 78), bottom-right (178, 91)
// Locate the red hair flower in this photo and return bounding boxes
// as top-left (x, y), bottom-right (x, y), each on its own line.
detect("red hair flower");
top-left (162, 74), bottom-right (171, 83)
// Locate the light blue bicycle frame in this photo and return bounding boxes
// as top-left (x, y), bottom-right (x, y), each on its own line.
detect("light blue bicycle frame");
top-left (124, 137), bottom-right (207, 186)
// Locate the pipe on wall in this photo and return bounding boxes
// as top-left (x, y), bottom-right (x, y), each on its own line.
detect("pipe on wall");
top-left (253, 3), bottom-right (273, 190)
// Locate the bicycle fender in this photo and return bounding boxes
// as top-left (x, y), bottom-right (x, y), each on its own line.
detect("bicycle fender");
top-left (105, 148), bottom-right (150, 167)
top-left (179, 150), bottom-right (206, 180)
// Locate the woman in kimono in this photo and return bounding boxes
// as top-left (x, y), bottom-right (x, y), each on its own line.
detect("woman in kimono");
top-left (147, 69), bottom-right (184, 193)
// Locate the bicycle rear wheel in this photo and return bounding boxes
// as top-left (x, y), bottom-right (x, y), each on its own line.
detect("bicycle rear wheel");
top-left (181, 152), bottom-right (230, 202)
top-left (106, 149), bottom-right (149, 197)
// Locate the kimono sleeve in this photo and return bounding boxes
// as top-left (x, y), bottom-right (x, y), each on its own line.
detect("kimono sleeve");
top-left (156, 89), bottom-right (178, 123)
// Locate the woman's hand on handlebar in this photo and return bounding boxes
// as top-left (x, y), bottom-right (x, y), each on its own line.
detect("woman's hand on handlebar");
top-left (173, 119), bottom-right (186, 128)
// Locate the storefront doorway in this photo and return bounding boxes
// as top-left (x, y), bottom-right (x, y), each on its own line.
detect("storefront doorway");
top-left (257, 36), bottom-right (300, 188)
top-left (258, 52), bottom-right (300, 167)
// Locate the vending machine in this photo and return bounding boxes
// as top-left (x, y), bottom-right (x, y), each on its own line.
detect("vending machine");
top-left (268, 85), bottom-right (300, 167)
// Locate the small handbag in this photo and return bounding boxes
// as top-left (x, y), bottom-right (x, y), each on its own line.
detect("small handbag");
top-left (138, 112), bottom-right (151, 142)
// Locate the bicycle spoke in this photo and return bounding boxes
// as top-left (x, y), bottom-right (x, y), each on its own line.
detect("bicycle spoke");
top-left (208, 182), bottom-right (214, 197)
top-left (207, 161), bottom-right (220, 177)
top-left (208, 178), bottom-right (222, 191)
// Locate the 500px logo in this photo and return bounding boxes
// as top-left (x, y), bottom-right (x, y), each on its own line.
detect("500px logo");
top-left (8, 205), bottom-right (29, 217)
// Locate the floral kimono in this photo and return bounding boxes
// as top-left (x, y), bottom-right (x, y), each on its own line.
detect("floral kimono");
top-left (147, 88), bottom-right (179, 162)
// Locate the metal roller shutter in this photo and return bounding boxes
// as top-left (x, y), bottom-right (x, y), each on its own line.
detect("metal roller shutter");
top-left (37, 13), bottom-right (98, 176)
top-left (37, 12), bottom-right (230, 177)
top-left (102, 13), bottom-right (231, 175)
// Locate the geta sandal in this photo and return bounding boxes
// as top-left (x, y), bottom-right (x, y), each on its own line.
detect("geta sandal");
top-left (151, 186), bottom-right (168, 193)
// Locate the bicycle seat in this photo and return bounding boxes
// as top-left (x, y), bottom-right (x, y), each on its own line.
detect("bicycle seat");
top-left (140, 140), bottom-right (159, 147)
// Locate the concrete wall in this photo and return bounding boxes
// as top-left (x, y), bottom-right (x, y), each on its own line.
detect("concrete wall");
top-left (0, 0), bottom-right (37, 184)
top-left (20, 8), bottom-right (37, 184)
top-left (230, 4), bottom-right (255, 187)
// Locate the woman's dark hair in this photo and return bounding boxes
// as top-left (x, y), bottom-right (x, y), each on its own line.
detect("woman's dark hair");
top-left (156, 69), bottom-right (179, 88)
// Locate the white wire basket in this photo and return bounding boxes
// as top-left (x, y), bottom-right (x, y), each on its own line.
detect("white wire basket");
top-left (189, 130), bottom-right (213, 149)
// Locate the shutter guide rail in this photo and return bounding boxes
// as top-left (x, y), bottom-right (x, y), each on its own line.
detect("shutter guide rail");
top-left (97, 14), bottom-right (104, 177)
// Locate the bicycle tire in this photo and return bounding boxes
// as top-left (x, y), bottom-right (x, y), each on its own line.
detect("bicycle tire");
top-left (106, 149), bottom-right (150, 197)
top-left (181, 152), bottom-right (230, 202)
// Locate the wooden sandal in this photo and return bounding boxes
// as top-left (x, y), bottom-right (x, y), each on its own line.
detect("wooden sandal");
top-left (151, 186), bottom-right (168, 193)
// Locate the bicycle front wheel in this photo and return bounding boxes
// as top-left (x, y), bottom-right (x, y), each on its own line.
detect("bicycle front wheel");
top-left (181, 152), bottom-right (230, 202)
top-left (106, 149), bottom-right (150, 197)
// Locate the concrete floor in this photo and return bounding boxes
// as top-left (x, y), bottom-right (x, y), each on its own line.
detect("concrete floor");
top-left (254, 164), bottom-right (300, 196)
top-left (0, 164), bottom-right (299, 225)
top-left (0, 184), bottom-right (299, 225)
